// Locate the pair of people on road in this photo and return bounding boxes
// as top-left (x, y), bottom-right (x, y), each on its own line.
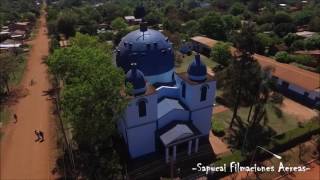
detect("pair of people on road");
top-left (34, 130), bottom-right (45, 142)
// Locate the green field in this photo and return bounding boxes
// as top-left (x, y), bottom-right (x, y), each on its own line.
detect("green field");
top-left (213, 103), bottom-right (300, 135)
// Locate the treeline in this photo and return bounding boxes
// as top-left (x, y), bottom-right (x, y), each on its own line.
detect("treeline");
top-left (47, 33), bottom-right (129, 179)
top-left (0, 53), bottom-right (24, 96)
top-left (46, 0), bottom-right (320, 56)
top-left (0, 0), bottom-right (40, 25)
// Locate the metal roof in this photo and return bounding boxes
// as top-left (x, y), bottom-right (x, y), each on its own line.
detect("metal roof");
top-left (157, 98), bottom-right (185, 119)
top-left (191, 36), bottom-right (320, 91)
top-left (160, 124), bottom-right (194, 146)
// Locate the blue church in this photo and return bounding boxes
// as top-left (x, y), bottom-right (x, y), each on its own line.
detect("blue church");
top-left (116, 24), bottom-right (216, 162)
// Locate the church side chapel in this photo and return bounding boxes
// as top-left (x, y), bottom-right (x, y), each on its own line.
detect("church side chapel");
top-left (116, 22), bottom-right (216, 163)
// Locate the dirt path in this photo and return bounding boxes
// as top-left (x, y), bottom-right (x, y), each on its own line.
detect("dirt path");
top-left (0, 8), bottom-right (57, 180)
top-left (290, 162), bottom-right (320, 180)
top-left (213, 105), bottom-right (229, 114)
top-left (209, 131), bottom-right (231, 156)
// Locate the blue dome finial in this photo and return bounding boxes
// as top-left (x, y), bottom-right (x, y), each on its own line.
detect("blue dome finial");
top-left (187, 53), bottom-right (207, 81)
top-left (126, 62), bottom-right (146, 95)
top-left (140, 21), bottom-right (148, 32)
top-left (195, 53), bottom-right (201, 64)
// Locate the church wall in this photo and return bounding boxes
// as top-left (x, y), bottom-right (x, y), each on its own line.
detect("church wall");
top-left (125, 93), bottom-right (158, 128)
top-left (117, 118), bottom-right (127, 143)
top-left (127, 122), bottom-right (157, 158)
top-left (191, 107), bottom-right (213, 135)
top-left (145, 69), bottom-right (174, 84)
top-left (157, 109), bottom-right (189, 129)
top-left (175, 75), bottom-right (216, 111)
top-left (156, 86), bottom-right (179, 99)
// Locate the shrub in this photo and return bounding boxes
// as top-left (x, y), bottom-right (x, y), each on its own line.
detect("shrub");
top-left (270, 92), bottom-right (284, 104)
top-left (291, 55), bottom-right (316, 67)
top-left (304, 35), bottom-right (320, 50)
top-left (275, 51), bottom-right (291, 63)
top-left (212, 119), bottom-right (225, 137)
top-left (270, 120), bottom-right (320, 152)
top-left (211, 42), bottom-right (232, 66)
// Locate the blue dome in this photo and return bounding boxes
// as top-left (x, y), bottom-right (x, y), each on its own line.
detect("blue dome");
top-left (187, 54), bottom-right (207, 81)
top-left (125, 65), bottom-right (146, 94)
top-left (116, 27), bottom-right (174, 79)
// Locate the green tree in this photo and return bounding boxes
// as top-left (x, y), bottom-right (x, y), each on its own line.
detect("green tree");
top-left (274, 11), bottom-right (292, 25)
top-left (211, 42), bottom-right (232, 66)
top-left (293, 10), bottom-right (313, 26)
top-left (183, 20), bottom-right (199, 36)
top-left (227, 21), bottom-right (260, 128)
top-left (274, 23), bottom-right (296, 37)
top-left (229, 2), bottom-right (245, 16)
top-left (111, 17), bottom-right (128, 31)
top-left (134, 5), bottom-right (146, 19)
top-left (22, 12), bottom-right (36, 22)
top-left (199, 13), bottom-right (225, 40)
top-left (304, 35), bottom-right (320, 50)
top-left (255, 33), bottom-right (277, 54)
top-left (222, 15), bottom-right (241, 33)
top-left (309, 16), bottom-right (320, 32)
top-left (0, 53), bottom-right (20, 94)
top-left (145, 11), bottom-right (163, 26)
top-left (57, 10), bottom-right (77, 38)
top-left (47, 34), bottom-right (128, 179)
top-left (163, 18), bottom-right (181, 33)
top-left (283, 33), bottom-right (300, 47)
top-left (241, 66), bottom-right (275, 152)
top-left (275, 51), bottom-right (291, 63)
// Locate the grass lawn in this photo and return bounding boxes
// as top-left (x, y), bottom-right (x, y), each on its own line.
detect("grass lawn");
top-left (212, 103), bottom-right (300, 135)
top-left (175, 51), bottom-right (219, 73)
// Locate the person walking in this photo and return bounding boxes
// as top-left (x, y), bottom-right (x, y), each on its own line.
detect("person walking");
top-left (39, 131), bottom-right (44, 142)
top-left (34, 130), bottom-right (41, 142)
top-left (13, 114), bottom-right (18, 123)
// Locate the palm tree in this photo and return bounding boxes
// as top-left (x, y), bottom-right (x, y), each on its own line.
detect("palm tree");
top-left (241, 66), bottom-right (275, 153)
top-left (228, 21), bottom-right (258, 129)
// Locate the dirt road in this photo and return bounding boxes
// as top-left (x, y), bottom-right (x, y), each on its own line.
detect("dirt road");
top-left (0, 9), bottom-right (57, 180)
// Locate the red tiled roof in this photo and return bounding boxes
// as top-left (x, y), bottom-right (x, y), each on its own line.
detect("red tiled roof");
top-left (191, 36), bottom-right (320, 91)
top-left (191, 36), bottom-right (218, 48)
top-left (253, 54), bottom-right (320, 91)
top-left (294, 50), bottom-right (320, 56)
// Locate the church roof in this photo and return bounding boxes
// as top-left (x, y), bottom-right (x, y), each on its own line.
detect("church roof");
top-left (157, 98), bottom-right (185, 119)
top-left (125, 65), bottom-right (146, 94)
top-left (187, 53), bottom-right (207, 81)
top-left (116, 26), bottom-right (174, 77)
top-left (160, 124), bottom-right (194, 146)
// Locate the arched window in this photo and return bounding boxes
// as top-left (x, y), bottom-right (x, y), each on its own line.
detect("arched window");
top-left (181, 82), bottom-right (186, 98)
top-left (200, 85), bottom-right (208, 101)
top-left (138, 100), bottom-right (146, 117)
